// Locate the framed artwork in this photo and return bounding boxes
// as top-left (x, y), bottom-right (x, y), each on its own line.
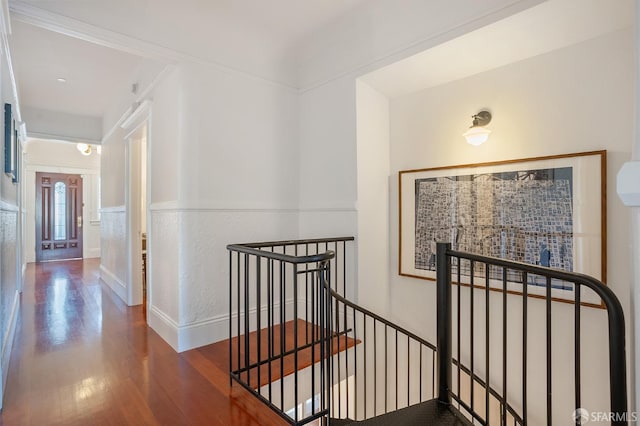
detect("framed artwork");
top-left (4, 103), bottom-right (16, 182)
top-left (399, 151), bottom-right (606, 306)
top-left (12, 125), bottom-right (18, 183)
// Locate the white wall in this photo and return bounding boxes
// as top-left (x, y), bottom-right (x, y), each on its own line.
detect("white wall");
top-left (355, 80), bottom-right (390, 314)
top-left (368, 29), bottom-right (633, 424)
top-left (0, 3), bottom-right (22, 409)
top-left (107, 61), bottom-right (302, 351)
top-left (99, 126), bottom-right (127, 301)
top-left (23, 139), bottom-right (101, 262)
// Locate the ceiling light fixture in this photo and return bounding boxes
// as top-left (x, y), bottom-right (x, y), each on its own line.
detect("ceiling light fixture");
top-left (57, 77), bottom-right (67, 83)
top-left (462, 110), bottom-right (492, 146)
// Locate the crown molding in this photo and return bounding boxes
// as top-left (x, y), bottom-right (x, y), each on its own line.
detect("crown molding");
top-left (9, 1), bottom-right (298, 92)
top-left (9, 1), bottom-right (176, 63)
top-left (26, 131), bottom-right (101, 144)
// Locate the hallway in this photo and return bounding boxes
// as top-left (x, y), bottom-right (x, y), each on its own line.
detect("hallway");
top-left (0, 259), bottom-right (286, 425)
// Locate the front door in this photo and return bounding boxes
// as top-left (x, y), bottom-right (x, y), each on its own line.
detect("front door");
top-left (36, 172), bottom-right (83, 261)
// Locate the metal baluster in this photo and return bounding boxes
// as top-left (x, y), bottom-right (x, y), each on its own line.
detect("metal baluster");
top-left (337, 291), bottom-right (342, 417)
top-left (502, 267), bottom-right (508, 426)
top-left (470, 260), bottom-right (475, 413)
top-left (486, 263), bottom-right (490, 423)
top-left (546, 276), bottom-right (552, 426)
top-left (343, 240), bottom-right (347, 298)
top-left (228, 251), bottom-right (233, 386)
top-left (374, 319), bottom-right (377, 415)
top-left (407, 336), bottom-right (410, 407)
top-left (268, 258), bottom-right (273, 403)
top-left (419, 343), bottom-right (422, 402)
top-left (364, 316), bottom-right (368, 418)
top-left (293, 263), bottom-right (299, 424)
top-left (280, 260), bottom-right (285, 412)
top-left (344, 302), bottom-right (350, 419)
top-left (385, 326), bottom-right (388, 413)
top-left (395, 329), bottom-right (398, 410)
top-left (244, 254), bottom-right (250, 388)
top-left (522, 271), bottom-right (528, 425)
top-left (457, 258), bottom-right (462, 408)
top-left (574, 282), bottom-right (581, 425)
top-left (354, 307), bottom-right (358, 421)
top-left (256, 256), bottom-right (262, 395)
top-left (236, 252), bottom-right (241, 384)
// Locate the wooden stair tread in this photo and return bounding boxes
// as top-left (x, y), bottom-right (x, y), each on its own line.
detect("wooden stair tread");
top-left (201, 319), bottom-right (358, 389)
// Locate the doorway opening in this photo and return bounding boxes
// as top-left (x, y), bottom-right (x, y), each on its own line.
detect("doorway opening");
top-left (126, 122), bottom-right (148, 316)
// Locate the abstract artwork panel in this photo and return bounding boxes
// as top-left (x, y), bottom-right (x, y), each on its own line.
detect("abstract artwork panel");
top-left (398, 151), bottom-right (605, 305)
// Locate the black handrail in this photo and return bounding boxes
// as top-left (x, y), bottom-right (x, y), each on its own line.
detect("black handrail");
top-left (326, 287), bottom-right (436, 352)
top-left (229, 236), bottom-right (355, 250)
top-left (438, 242), bottom-right (628, 426)
top-left (226, 244), bottom-right (335, 264)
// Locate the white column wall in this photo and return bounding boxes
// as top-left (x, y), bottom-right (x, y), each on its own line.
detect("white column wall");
top-left (147, 62), bottom-right (300, 352)
top-left (355, 81), bottom-right (390, 314)
top-left (99, 124), bottom-right (129, 300)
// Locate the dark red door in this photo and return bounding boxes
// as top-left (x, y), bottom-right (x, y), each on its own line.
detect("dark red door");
top-left (36, 172), bottom-right (83, 261)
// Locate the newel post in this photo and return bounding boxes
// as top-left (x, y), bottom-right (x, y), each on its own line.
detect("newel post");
top-left (436, 242), bottom-right (452, 405)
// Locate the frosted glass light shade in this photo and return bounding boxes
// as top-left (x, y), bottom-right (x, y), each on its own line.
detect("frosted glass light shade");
top-left (463, 126), bottom-right (491, 146)
top-left (77, 143), bottom-right (92, 156)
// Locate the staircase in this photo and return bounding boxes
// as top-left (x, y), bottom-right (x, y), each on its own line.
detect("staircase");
top-left (227, 237), bottom-right (628, 426)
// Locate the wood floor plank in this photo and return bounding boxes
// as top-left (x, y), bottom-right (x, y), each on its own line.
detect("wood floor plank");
top-left (0, 259), bottom-right (289, 426)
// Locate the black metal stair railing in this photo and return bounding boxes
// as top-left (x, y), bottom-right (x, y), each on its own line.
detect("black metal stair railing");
top-left (227, 237), bottom-right (628, 426)
top-left (321, 279), bottom-right (438, 422)
top-left (436, 242), bottom-right (628, 426)
top-left (227, 237), bottom-right (354, 425)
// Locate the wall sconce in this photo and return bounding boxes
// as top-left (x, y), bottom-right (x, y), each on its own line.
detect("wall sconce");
top-left (462, 110), bottom-right (492, 146)
top-left (77, 143), bottom-right (101, 156)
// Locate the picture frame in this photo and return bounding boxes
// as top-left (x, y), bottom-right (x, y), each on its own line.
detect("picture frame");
top-left (399, 151), bottom-right (606, 307)
top-left (12, 124), bottom-right (19, 183)
top-left (4, 103), bottom-right (17, 182)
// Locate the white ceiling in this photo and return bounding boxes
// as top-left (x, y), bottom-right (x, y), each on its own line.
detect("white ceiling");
top-left (360, 0), bottom-right (635, 98)
top-left (9, 19), bottom-right (162, 117)
top-left (194, 0), bottom-right (370, 44)
top-left (7, 0), bottom-right (635, 139)
top-left (8, 0), bottom-right (370, 128)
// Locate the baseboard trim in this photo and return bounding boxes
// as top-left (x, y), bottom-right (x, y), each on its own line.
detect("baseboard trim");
top-left (148, 299), bottom-right (296, 353)
top-left (99, 264), bottom-right (127, 303)
top-left (1, 290), bottom-right (20, 409)
top-left (148, 305), bottom-right (179, 352)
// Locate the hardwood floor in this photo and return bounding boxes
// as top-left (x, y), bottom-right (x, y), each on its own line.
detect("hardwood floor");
top-left (0, 259), bottom-right (288, 425)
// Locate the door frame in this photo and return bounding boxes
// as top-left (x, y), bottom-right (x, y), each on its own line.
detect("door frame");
top-left (25, 165), bottom-right (99, 263)
top-left (123, 101), bottom-right (152, 311)
top-left (34, 172), bottom-right (84, 262)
